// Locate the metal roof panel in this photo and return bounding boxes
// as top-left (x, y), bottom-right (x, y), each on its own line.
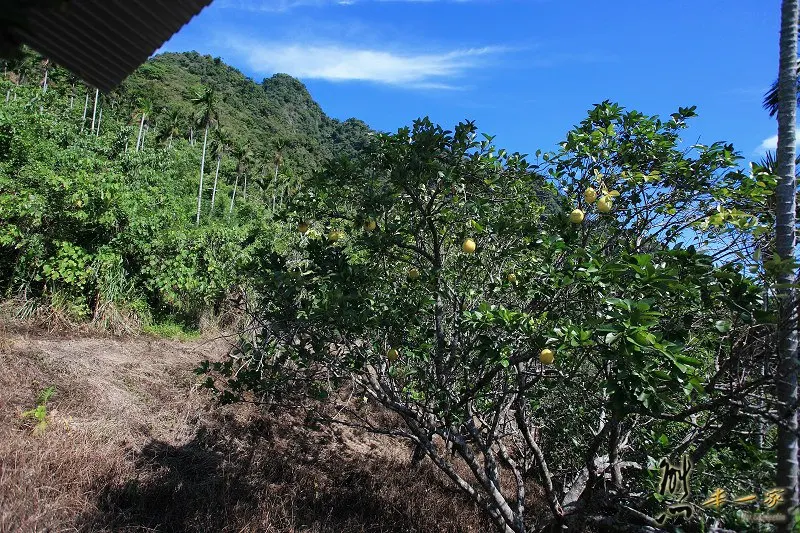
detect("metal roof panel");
top-left (9, 0), bottom-right (213, 92)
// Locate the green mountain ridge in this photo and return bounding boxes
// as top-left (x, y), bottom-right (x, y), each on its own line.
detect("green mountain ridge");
top-left (120, 51), bottom-right (371, 178)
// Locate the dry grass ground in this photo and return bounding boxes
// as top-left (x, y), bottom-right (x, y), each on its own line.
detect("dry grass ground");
top-left (0, 328), bottom-right (492, 532)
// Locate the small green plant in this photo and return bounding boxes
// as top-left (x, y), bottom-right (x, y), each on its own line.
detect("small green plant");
top-left (143, 321), bottom-right (201, 341)
top-left (21, 386), bottom-right (56, 434)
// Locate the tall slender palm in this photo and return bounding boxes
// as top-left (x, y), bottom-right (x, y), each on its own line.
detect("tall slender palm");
top-left (134, 98), bottom-right (153, 151)
top-left (271, 139), bottom-right (286, 213)
top-left (66, 73), bottom-right (79, 110)
top-left (159, 108), bottom-right (183, 149)
top-left (773, 1), bottom-right (799, 528)
top-left (229, 144), bottom-right (251, 216)
top-left (40, 57), bottom-right (49, 94)
top-left (90, 88), bottom-right (99, 133)
top-left (80, 90), bottom-right (89, 131)
top-left (209, 127), bottom-right (229, 216)
top-left (191, 85), bottom-right (218, 226)
top-left (764, 59), bottom-right (800, 117)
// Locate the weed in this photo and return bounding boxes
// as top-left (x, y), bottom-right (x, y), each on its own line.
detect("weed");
top-left (21, 386), bottom-right (56, 434)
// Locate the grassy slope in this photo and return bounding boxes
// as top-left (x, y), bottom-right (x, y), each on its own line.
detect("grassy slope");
top-left (0, 330), bottom-right (491, 532)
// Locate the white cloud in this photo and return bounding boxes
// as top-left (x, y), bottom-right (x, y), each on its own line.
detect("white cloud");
top-left (756, 134), bottom-right (800, 154)
top-left (226, 39), bottom-right (504, 89)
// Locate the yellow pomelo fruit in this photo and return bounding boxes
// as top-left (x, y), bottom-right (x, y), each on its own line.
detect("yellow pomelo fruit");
top-left (539, 348), bottom-right (554, 365)
top-left (408, 268), bottom-right (420, 280)
top-left (298, 222), bottom-right (309, 233)
top-left (569, 209), bottom-right (585, 224)
top-left (462, 238), bottom-right (476, 253)
top-left (584, 187), bottom-right (597, 204)
top-left (387, 348), bottom-right (400, 362)
top-left (507, 273), bottom-right (517, 283)
top-left (364, 219), bottom-right (377, 232)
top-left (598, 196), bottom-right (613, 213)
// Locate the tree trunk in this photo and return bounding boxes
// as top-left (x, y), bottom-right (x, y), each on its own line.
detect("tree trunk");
top-left (210, 154), bottom-right (221, 214)
top-left (96, 107), bottom-right (102, 136)
top-left (168, 134), bottom-right (173, 149)
top-left (90, 88), bottom-right (99, 133)
top-left (80, 93), bottom-right (89, 132)
top-left (229, 175), bottom-right (239, 214)
top-left (196, 125), bottom-right (209, 226)
top-left (775, 0), bottom-right (799, 530)
top-left (136, 115), bottom-right (145, 151)
top-left (42, 69), bottom-right (47, 93)
top-left (189, 126), bottom-right (194, 146)
top-left (243, 174), bottom-right (247, 201)
top-left (272, 163), bottom-right (279, 212)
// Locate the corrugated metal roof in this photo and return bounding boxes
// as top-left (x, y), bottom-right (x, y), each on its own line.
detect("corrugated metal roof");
top-left (8, 0), bottom-right (213, 92)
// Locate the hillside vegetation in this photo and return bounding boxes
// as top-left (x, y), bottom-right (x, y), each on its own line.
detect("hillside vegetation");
top-left (0, 50), bottom-right (369, 332)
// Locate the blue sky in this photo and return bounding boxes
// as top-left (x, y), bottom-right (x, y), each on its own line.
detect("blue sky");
top-left (160, 0), bottom-right (782, 164)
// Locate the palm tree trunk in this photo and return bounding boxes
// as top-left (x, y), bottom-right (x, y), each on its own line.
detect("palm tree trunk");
top-left (272, 163), bottom-right (279, 212)
top-left (41, 69), bottom-right (47, 93)
top-left (195, 124), bottom-right (209, 226)
top-left (189, 126), bottom-right (194, 146)
top-left (90, 88), bottom-right (99, 133)
top-left (229, 175), bottom-right (239, 214)
top-left (96, 107), bottom-right (102, 136)
top-left (80, 93), bottom-right (89, 132)
top-left (136, 115), bottom-right (145, 151)
top-left (210, 154), bottom-right (221, 214)
top-left (775, 0), bottom-right (799, 529)
top-left (243, 174), bottom-right (247, 201)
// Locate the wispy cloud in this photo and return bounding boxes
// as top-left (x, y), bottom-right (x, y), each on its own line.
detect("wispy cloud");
top-left (755, 134), bottom-right (800, 154)
top-left (225, 39), bottom-right (504, 89)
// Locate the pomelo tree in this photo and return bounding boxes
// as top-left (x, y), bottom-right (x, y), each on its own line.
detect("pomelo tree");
top-left (202, 106), bottom-right (775, 531)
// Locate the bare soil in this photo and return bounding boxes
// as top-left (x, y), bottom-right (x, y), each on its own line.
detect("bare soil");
top-left (0, 329), bottom-right (490, 532)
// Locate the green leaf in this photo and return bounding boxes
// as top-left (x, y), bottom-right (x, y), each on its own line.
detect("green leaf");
top-left (714, 319), bottom-right (732, 333)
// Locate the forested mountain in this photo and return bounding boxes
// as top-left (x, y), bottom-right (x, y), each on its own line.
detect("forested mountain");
top-left (120, 52), bottom-right (371, 178)
top-left (0, 49), bottom-right (371, 331)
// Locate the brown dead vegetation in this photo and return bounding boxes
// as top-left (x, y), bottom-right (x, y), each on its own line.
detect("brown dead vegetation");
top-left (0, 330), bottom-right (491, 532)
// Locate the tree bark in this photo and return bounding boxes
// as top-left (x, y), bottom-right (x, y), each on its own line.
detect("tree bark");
top-left (775, 0), bottom-right (799, 530)
top-left (90, 88), bottom-right (99, 133)
top-left (272, 163), bottom-right (279, 212)
top-left (210, 154), bottom-right (221, 214)
top-left (80, 93), bottom-right (89, 132)
top-left (136, 114), bottom-right (145, 151)
top-left (96, 108), bottom-right (102, 136)
top-left (196, 124), bottom-right (209, 226)
top-left (229, 175), bottom-right (238, 214)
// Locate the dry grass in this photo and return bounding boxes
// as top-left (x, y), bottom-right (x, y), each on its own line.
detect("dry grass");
top-left (0, 329), bottom-right (492, 532)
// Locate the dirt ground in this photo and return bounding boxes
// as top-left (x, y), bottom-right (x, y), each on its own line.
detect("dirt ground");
top-left (0, 329), bottom-right (490, 532)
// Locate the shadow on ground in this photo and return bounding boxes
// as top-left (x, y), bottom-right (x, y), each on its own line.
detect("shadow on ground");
top-left (83, 415), bottom-right (489, 533)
